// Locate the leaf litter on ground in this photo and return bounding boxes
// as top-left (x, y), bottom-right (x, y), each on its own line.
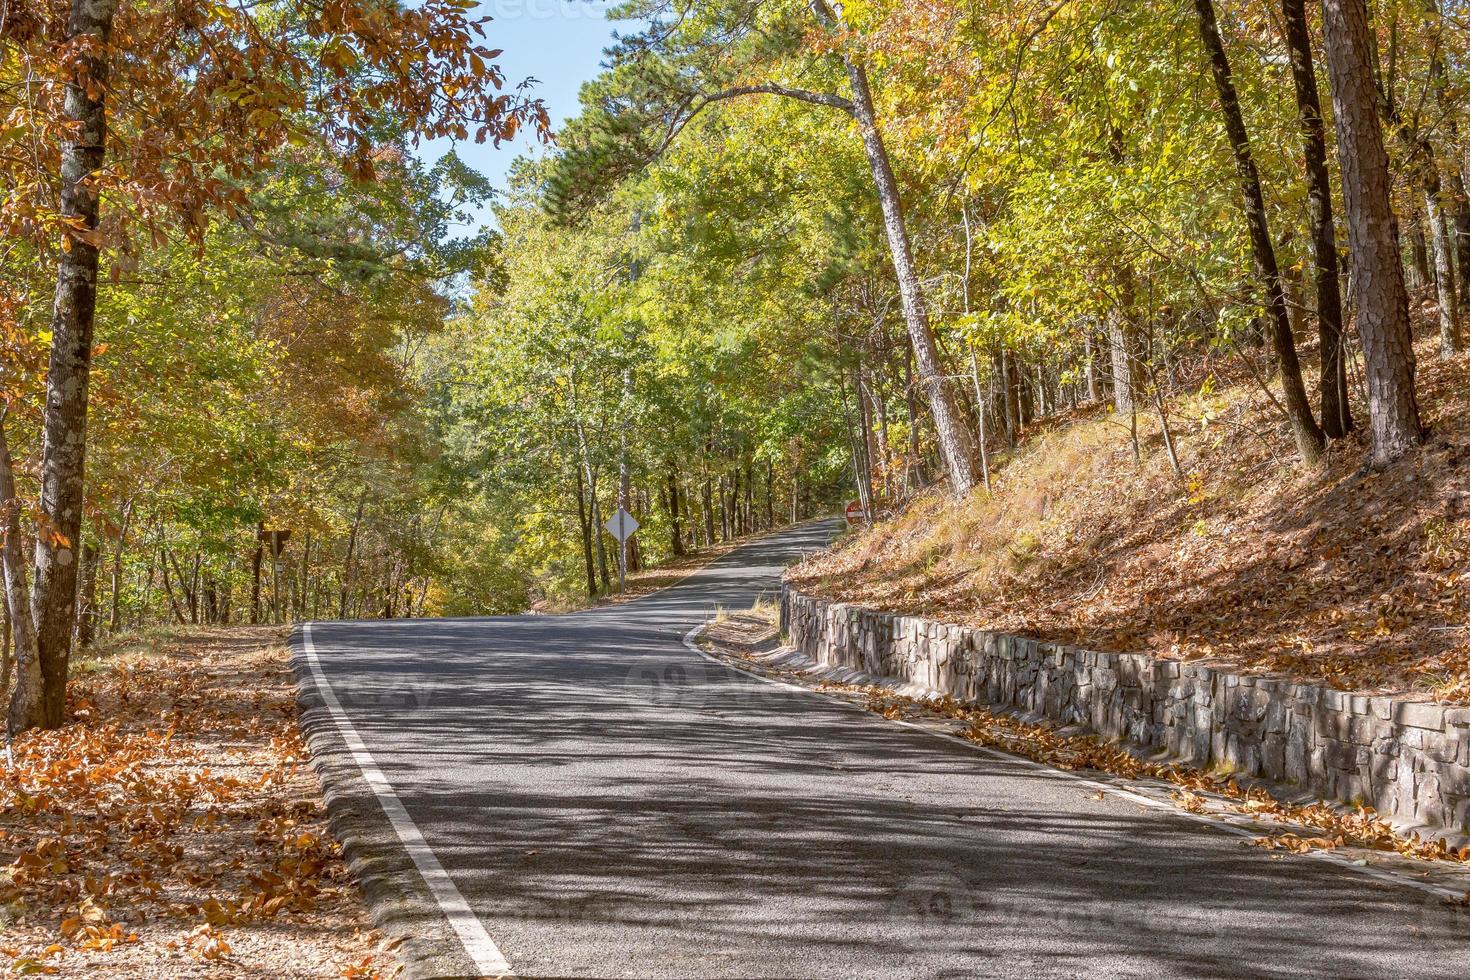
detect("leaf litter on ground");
top-left (0, 627), bottom-right (396, 978)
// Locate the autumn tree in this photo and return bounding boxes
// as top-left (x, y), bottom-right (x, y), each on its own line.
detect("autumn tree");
top-left (549, 0), bottom-right (980, 496)
top-left (1, 0), bottom-right (544, 731)
top-left (1192, 0), bottom-right (1324, 464)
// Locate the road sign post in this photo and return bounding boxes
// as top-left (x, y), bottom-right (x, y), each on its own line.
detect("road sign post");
top-left (603, 507), bottom-right (639, 592)
top-left (260, 529), bottom-right (292, 624)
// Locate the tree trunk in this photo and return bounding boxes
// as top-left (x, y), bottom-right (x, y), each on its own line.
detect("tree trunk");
top-left (1425, 181), bottom-right (1462, 356)
top-left (1017, 356), bottom-right (1034, 426)
top-left (1, 422), bottom-right (44, 733)
top-left (339, 496), bottom-right (364, 620)
top-left (837, 49), bottom-right (978, 496)
top-left (845, 365), bottom-right (874, 525)
top-left (870, 378), bottom-right (891, 496)
top-left (1321, 0), bottom-right (1423, 464)
top-left (591, 484), bottom-right (610, 592)
top-left (1083, 328), bottom-right (1100, 402)
top-left (903, 343), bottom-right (927, 483)
top-left (1453, 180), bottom-right (1470, 310)
top-left (1194, 0), bottom-right (1324, 464)
top-left (743, 462), bottom-right (753, 533)
top-left (576, 465), bottom-right (596, 598)
top-left (1283, 0), bottom-right (1352, 438)
top-left (702, 478), bottom-right (715, 547)
top-left (857, 370), bottom-right (880, 498)
top-left (160, 547), bottom-right (187, 625)
top-left (107, 501), bottom-right (131, 635)
top-left (297, 532), bottom-right (310, 621)
top-left (75, 540), bottom-right (99, 647)
top-left (968, 345), bottom-right (993, 492)
top-left (1, 594), bottom-right (11, 714)
top-left (721, 473), bottom-right (732, 540)
top-left (1107, 288), bottom-right (1142, 420)
top-left (731, 466), bottom-right (742, 537)
top-left (765, 460), bottom-right (774, 529)
top-left (164, 548), bottom-right (194, 624)
top-left (27, 0), bottom-right (121, 729)
top-left (666, 467), bottom-right (685, 557)
top-left (1408, 211), bottom-right (1430, 288)
top-left (250, 522), bottom-right (264, 624)
top-left (993, 349), bottom-right (1014, 446)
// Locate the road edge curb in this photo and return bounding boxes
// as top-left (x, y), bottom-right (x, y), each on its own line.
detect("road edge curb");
top-left (289, 624), bottom-right (491, 980)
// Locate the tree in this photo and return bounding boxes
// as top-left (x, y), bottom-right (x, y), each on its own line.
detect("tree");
top-left (1319, 0), bottom-right (1423, 465)
top-left (1192, 0), bottom-right (1324, 465)
top-left (3, 0), bottom-right (544, 730)
top-left (1282, 0), bottom-right (1351, 439)
top-left (551, 0), bottom-right (980, 495)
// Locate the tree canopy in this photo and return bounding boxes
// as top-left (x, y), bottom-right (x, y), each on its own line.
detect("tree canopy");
top-left (4, 0), bottom-right (1470, 732)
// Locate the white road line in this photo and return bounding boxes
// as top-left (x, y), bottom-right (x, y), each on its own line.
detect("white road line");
top-left (299, 622), bottom-right (514, 978)
top-left (681, 623), bottom-right (1468, 902)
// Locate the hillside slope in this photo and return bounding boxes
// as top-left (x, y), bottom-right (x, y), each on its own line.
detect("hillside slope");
top-left (789, 333), bottom-right (1470, 702)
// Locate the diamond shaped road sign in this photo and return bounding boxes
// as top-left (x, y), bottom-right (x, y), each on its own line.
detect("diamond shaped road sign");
top-left (604, 507), bottom-right (639, 543)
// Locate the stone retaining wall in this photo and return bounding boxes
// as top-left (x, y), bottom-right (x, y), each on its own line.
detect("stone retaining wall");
top-left (781, 585), bottom-right (1470, 834)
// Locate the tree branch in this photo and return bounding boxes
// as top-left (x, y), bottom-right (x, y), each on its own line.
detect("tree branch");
top-left (655, 83), bottom-right (854, 157)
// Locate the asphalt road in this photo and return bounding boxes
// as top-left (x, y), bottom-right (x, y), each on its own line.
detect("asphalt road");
top-left (301, 521), bottom-right (1470, 979)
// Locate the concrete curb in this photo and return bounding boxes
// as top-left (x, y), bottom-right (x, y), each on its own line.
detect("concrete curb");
top-left (289, 626), bottom-right (486, 980)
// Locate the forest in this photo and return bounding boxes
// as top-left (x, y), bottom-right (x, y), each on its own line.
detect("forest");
top-left (3, 0), bottom-right (1469, 732)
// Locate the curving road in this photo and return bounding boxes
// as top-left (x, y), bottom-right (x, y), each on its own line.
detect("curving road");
top-left (298, 521), bottom-right (1470, 979)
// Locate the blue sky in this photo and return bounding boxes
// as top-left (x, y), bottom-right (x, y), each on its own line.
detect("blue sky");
top-left (419, 0), bottom-right (628, 230)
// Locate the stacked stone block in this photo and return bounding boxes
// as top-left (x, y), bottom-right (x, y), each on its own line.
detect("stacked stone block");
top-left (780, 586), bottom-right (1470, 833)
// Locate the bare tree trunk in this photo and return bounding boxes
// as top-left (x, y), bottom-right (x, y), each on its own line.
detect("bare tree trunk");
top-left (773, 475), bottom-right (783, 529)
top-left (1, 420), bottom-right (45, 733)
top-left (844, 364), bottom-right (875, 524)
top-left (743, 462), bottom-right (753, 533)
top-left (1083, 328), bottom-right (1100, 403)
top-left (1105, 285), bottom-right (1140, 423)
top-left (576, 465), bottom-right (596, 598)
top-left (1194, 0), bottom-right (1324, 464)
top-left (821, 16), bottom-right (977, 495)
top-left (1321, 0), bottom-right (1424, 464)
top-left (1, 594), bottom-right (11, 713)
top-left (969, 345), bottom-right (992, 492)
top-left (1424, 182), bottom-right (1462, 356)
top-left (1283, 0), bottom-right (1352, 438)
top-left (164, 549), bottom-right (194, 624)
top-left (297, 532), bottom-right (311, 620)
top-left (1404, 0), bottom-right (1463, 357)
top-left (869, 378), bottom-right (891, 497)
top-left (1451, 175), bottom-right (1470, 313)
top-left (903, 343), bottom-right (928, 482)
top-left (702, 477), bottom-right (715, 547)
top-left (591, 482), bottom-right (610, 592)
top-left (108, 504), bottom-right (130, 635)
top-left (250, 522), bottom-right (264, 624)
top-left (666, 466), bottom-right (685, 557)
top-left (1408, 211), bottom-right (1430, 288)
top-left (339, 496), bottom-right (364, 619)
top-left (160, 547), bottom-right (187, 625)
top-left (27, 0), bottom-right (121, 729)
top-left (75, 540), bottom-right (98, 647)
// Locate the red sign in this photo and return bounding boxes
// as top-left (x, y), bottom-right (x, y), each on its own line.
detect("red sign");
top-left (844, 499), bottom-right (866, 526)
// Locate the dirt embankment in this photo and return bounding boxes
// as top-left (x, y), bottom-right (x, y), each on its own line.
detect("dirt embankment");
top-left (790, 335), bottom-right (1470, 702)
